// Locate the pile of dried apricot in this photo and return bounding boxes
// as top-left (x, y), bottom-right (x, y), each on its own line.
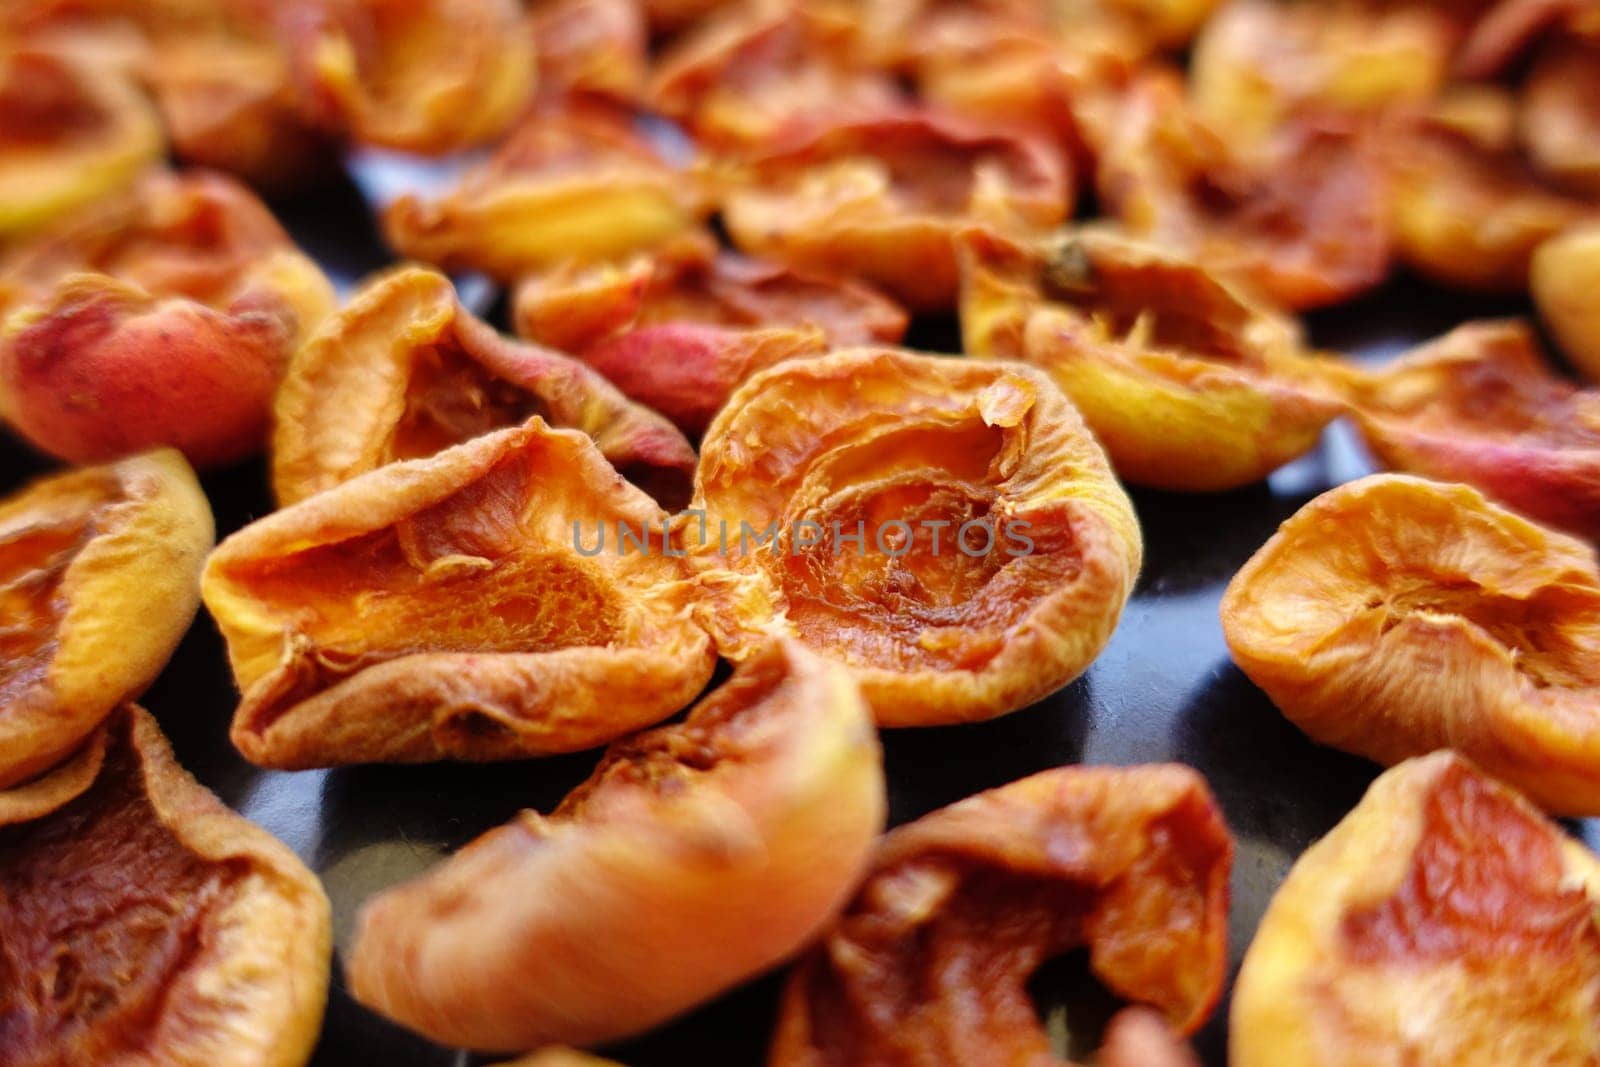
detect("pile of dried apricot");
top-left (5, 0), bottom-right (1600, 1063)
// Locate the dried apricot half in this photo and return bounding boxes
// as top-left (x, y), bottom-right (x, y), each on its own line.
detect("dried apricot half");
top-left (1533, 224), bottom-right (1600, 380)
top-left (383, 97), bottom-right (711, 279)
top-left (721, 109), bottom-right (1070, 312)
top-left (687, 348), bottom-right (1141, 727)
top-left (271, 265), bottom-right (697, 509)
top-left (0, 449), bottom-right (211, 790)
top-left (0, 169), bottom-right (337, 468)
top-left (959, 226), bottom-right (1346, 491)
top-left (770, 763), bottom-right (1233, 1066)
top-left (0, 705), bottom-right (332, 1067)
top-left (1345, 320), bottom-right (1600, 538)
top-left (1222, 474), bottom-right (1600, 815)
top-left (204, 418), bottom-right (715, 769)
top-left (347, 638), bottom-right (884, 1051)
top-left (1232, 752), bottom-right (1600, 1065)
top-left (530, 0), bottom-right (648, 103)
top-left (0, 45), bottom-right (161, 236)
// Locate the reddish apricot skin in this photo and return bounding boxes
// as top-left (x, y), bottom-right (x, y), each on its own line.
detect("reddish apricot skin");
top-left (1346, 320), bottom-right (1600, 538)
top-left (1222, 474), bottom-right (1600, 816)
top-left (204, 419), bottom-right (716, 770)
top-left (0, 706), bottom-right (332, 1067)
top-left (770, 764), bottom-right (1232, 1067)
top-left (959, 226), bottom-right (1346, 492)
top-left (721, 110), bottom-right (1070, 312)
top-left (347, 640), bottom-right (884, 1052)
top-left (1233, 753), bottom-right (1600, 1066)
top-left (1522, 38), bottom-right (1600, 197)
top-left (0, 170), bottom-right (336, 468)
top-left (0, 449), bottom-right (211, 791)
top-left (688, 348), bottom-right (1142, 727)
top-left (271, 265), bottom-right (697, 509)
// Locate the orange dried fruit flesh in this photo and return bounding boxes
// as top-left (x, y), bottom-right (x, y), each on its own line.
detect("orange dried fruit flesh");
top-left (1232, 752), bottom-right (1600, 1066)
top-left (0, 706), bottom-right (332, 1067)
top-left (770, 763), bottom-right (1233, 1067)
top-left (0, 449), bottom-right (211, 790)
top-left (721, 110), bottom-right (1070, 312)
top-left (383, 97), bottom-right (711, 279)
top-left (0, 169), bottom-right (337, 468)
top-left (688, 348), bottom-right (1141, 727)
top-left (0, 45), bottom-right (161, 236)
top-left (282, 0), bottom-right (533, 153)
top-left (511, 232), bottom-right (906, 435)
top-left (347, 638), bottom-right (884, 1051)
top-left (1082, 70), bottom-right (1391, 310)
top-left (1533, 224), bottom-right (1600, 381)
top-left (1344, 320), bottom-right (1600, 538)
top-left (1222, 474), bottom-right (1600, 816)
top-left (490, 1052), bottom-right (626, 1067)
top-left (959, 226), bottom-right (1346, 492)
top-left (271, 265), bottom-right (697, 510)
top-left (530, 0), bottom-right (648, 103)
top-left (204, 418), bottom-right (715, 770)
top-left (1522, 36), bottom-right (1600, 197)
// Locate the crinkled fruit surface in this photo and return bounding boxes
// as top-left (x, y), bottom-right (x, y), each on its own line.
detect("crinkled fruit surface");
top-left (0, 449), bottom-right (210, 790)
top-left (0, 706), bottom-right (331, 1067)
top-left (205, 419), bottom-right (715, 769)
top-left (770, 763), bottom-right (1232, 1066)
top-left (347, 639), bottom-right (884, 1052)
top-left (1223, 474), bottom-right (1600, 815)
top-left (689, 348), bottom-right (1141, 727)
top-left (1232, 752), bottom-right (1600, 1066)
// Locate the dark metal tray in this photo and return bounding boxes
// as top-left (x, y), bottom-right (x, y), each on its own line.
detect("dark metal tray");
top-left (1, 166), bottom-right (1579, 1066)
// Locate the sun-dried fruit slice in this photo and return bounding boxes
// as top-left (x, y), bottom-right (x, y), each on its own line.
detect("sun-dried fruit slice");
top-left (0, 45), bottom-right (161, 236)
top-left (0, 719), bottom-right (107, 826)
top-left (1222, 474), bottom-right (1600, 815)
top-left (688, 348), bottom-right (1141, 727)
top-left (1232, 752), bottom-right (1600, 1065)
top-left (0, 169), bottom-right (337, 467)
top-left (1345, 320), bottom-right (1600, 538)
top-left (1382, 92), bottom-right (1596, 291)
top-left (1533, 225), bottom-right (1600, 380)
top-left (650, 1), bottom-right (900, 151)
top-left (204, 419), bottom-right (715, 770)
top-left (722, 109), bottom-right (1069, 312)
top-left (511, 232), bottom-right (906, 434)
top-left (1521, 37), bottom-right (1600, 197)
top-left (531, 0), bottom-right (648, 103)
top-left (960, 226), bottom-right (1346, 491)
top-left (347, 638), bottom-right (884, 1051)
top-left (271, 265), bottom-right (696, 509)
top-left (1083, 70), bottom-right (1391, 310)
top-left (1190, 0), bottom-right (1453, 145)
top-left (281, 0), bottom-right (534, 153)
top-left (771, 763), bottom-right (1232, 1066)
top-left (384, 96), bottom-right (710, 279)
top-left (0, 705), bottom-right (332, 1067)
top-left (0, 449), bottom-right (211, 790)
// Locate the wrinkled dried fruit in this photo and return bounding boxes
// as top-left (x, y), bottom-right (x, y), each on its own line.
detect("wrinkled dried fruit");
top-left (1084, 71), bottom-right (1391, 309)
top-left (960, 226), bottom-right (1345, 491)
top-left (770, 763), bottom-right (1232, 1066)
top-left (1069, 0), bottom-right (1224, 50)
top-left (531, 0), bottom-right (648, 103)
top-left (511, 232), bottom-right (906, 434)
top-left (0, 710), bottom-right (107, 826)
top-left (1345, 320), bottom-right (1600, 538)
top-left (651, 2), bottom-right (900, 151)
top-left (722, 110), bottom-right (1069, 311)
top-left (0, 45), bottom-right (161, 236)
top-left (1454, 0), bottom-right (1600, 77)
top-left (688, 348), bottom-right (1141, 727)
top-left (1232, 752), bottom-right (1600, 1065)
top-left (0, 449), bottom-right (210, 790)
top-left (0, 705), bottom-right (331, 1067)
top-left (1190, 0), bottom-right (1453, 145)
top-left (1533, 224), bottom-right (1600, 380)
top-left (271, 265), bottom-right (697, 509)
top-left (283, 0), bottom-right (534, 153)
top-left (1382, 94), bottom-right (1596, 291)
top-left (347, 638), bottom-right (884, 1051)
top-left (204, 419), bottom-right (715, 769)
top-left (384, 97), bottom-right (710, 279)
top-left (1522, 37), bottom-right (1600, 197)
top-left (0, 169), bottom-right (337, 467)
top-left (1222, 473), bottom-right (1600, 815)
